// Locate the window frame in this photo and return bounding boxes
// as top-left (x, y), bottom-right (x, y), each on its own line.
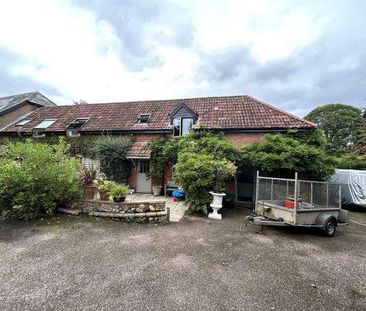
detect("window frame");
top-left (15, 119), bottom-right (31, 126)
top-left (34, 119), bottom-right (57, 129)
top-left (172, 117), bottom-right (194, 137)
top-left (137, 114), bottom-right (151, 124)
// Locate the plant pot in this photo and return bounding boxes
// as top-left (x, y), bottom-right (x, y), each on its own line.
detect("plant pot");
top-left (208, 191), bottom-right (226, 220)
top-left (99, 191), bottom-right (109, 201)
top-left (84, 185), bottom-right (96, 200)
top-left (152, 186), bottom-right (162, 196)
top-left (284, 199), bottom-right (295, 209)
top-left (113, 196), bottom-right (126, 202)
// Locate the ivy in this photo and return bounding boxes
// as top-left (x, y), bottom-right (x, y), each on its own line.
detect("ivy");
top-left (92, 136), bottom-right (133, 183)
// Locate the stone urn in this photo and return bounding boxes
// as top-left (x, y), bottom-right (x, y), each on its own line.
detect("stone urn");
top-left (152, 186), bottom-right (162, 196)
top-left (208, 191), bottom-right (225, 220)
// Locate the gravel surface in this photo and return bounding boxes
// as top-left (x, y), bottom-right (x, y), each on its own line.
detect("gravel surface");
top-left (0, 208), bottom-right (365, 311)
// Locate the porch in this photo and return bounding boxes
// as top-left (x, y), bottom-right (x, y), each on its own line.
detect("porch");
top-left (125, 193), bottom-right (189, 222)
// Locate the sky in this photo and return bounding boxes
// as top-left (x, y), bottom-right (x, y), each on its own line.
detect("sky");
top-left (0, 0), bottom-right (365, 116)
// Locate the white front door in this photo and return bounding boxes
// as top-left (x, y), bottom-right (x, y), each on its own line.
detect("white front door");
top-left (136, 160), bottom-right (151, 193)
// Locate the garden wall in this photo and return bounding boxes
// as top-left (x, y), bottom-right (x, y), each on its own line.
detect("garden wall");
top-left (68, 200), bottom-right (168, 223)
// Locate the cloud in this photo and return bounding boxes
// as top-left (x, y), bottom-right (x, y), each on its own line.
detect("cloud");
top-left (0, 0), bottom-right (364, 115)
top-left (0, 47), bottom-right (62, 98)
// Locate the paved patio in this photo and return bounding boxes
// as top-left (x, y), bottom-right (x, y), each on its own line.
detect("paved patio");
top-left (125, 193), bottom-right (189, 222)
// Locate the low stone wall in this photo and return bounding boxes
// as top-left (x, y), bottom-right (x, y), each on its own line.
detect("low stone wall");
top-left (67, 200), bottom-right (168, 223)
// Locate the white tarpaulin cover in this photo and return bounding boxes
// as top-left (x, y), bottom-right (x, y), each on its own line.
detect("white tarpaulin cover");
top-left (329, 169), bottom-right (366, 207)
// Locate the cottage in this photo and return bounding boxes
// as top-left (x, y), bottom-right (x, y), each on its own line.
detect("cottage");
top-left (0, 92), bottom-right (55, 130)
top-left (0, 95), bottom-right (315, 203)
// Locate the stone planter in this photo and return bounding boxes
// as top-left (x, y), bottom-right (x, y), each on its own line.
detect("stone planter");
top-left (83, 185), bottom-right (96, 200)
top-left (152, 186), bottom-right (162, 196)
top-left (208, 191), bottom-right (225, 220)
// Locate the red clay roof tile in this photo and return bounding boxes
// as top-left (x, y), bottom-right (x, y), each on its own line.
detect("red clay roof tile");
top-left (1, 95), bottom-right (315, 133)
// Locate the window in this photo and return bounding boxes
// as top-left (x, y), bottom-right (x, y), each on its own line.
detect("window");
top-left (68, 118), bottom-right (89, 129)
top-left (137, 114), bottom-right (150, 123)
top-left (173, 117), bottom-right (193, 137)
top-left (15, 119), bottom-right (31, 126)
top-left (139, 160), bottom-right (150, 174)
top-left (67, 129), bottom-right (81, 137)
top-left (34, 119), bottom-right (57, 129)
top-left (182, 118), bottom-right (193, 135)
top-left (173, 118), bottom-right (181, 137)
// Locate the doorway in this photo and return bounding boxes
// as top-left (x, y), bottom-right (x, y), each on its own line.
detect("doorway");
top-left (136, 160), bottom-right (151, 193)
top-left (237, 166), bottom-right (255, 202)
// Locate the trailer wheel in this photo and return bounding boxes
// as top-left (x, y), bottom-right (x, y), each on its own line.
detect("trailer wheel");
top-left (324, 218), bottom-right (337, 237)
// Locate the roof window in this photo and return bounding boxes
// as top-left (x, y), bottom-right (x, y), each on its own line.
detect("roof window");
top-left (15, 119), bottom-right (31, 126)
top-left (137, 114), bottom-right (150, 123)
top-left (68, 117), bottom-right (89, 129)
top-left (34, 119), bottom-right (57, 129)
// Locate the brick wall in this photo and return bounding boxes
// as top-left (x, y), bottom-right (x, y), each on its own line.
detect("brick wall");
top-left (134, 133), bottom-right (162, 142)
top-left (225, 132), bottom-right (264, 147)
top-left (0, 103), bottom-right (38, 129)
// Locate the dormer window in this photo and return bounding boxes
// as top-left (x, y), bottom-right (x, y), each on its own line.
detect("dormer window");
top-left (170, 103), bottom-right (197, 137)
top-left (15, 119), bottom-right (31, 126)
top-left (137, 114), bottom-right (150, 123)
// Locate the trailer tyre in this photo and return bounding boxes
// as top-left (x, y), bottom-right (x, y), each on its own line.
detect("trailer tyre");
top-left (324, 218), bottom-right (337, 237)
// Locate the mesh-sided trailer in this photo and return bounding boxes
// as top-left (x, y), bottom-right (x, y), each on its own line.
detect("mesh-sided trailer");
top-left (245, 172), bottom-right (349, 237)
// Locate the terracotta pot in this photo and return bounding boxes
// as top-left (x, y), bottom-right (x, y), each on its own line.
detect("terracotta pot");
top-left (84, 185), bottom-right (96, 200)
top-left (99, 191), bottom-right (109, 201)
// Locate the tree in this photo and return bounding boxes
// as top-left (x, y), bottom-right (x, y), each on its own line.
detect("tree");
top-left (73, 99), bottom-right (88, 105)
top-left (241, 133), bottom-right (336, 180)
top-left (174, 152), bottom-right (236, 214)
top-left (305, 104), bottom-right (364, 153)
top-left (149, 131), bottom-right (240, 214)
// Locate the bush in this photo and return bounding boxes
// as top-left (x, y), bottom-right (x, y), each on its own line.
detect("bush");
top-left (174, 152), bottom-right (236, 214)
top-left (0, 139), bottom-right (82, 220)
top-left (92, 136), bottom-right (132, 183)
top-left (110, 183), bottom-right (129, 197)
top-left (336, 154), bottom-right (366, 170)
top-left (241, 133), bottom-right (336, 180)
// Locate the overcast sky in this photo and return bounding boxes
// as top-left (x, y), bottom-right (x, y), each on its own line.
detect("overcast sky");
top-left (0, 0), bottom-right (365, 116)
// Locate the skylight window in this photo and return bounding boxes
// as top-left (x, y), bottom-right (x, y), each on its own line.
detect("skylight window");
top-left (34, 119), bottom-right (57, 129)
top-left (137, 114), bottom-right (150, 123)
top-left (68, 117), bottom-right (89, 129)
top-left (15, 119), bottom-right (31, 126)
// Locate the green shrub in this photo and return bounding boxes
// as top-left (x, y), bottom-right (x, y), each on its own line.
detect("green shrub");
top-left (92, 136), bottom-right (132, 183)
top-left (241, 133), bottom-right (336, 180)
top-left (110, 183), bottom-right (129, 197)
top-left (336, 154), bottom-right (366, 170)
top-left (0, 139), bottom-right (82, 220)
top-left (174, 152), bottom-right (236, 214)
top-left (92, 179), bottom-right (114, 194)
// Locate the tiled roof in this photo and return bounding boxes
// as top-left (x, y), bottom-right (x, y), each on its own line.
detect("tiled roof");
top-left (0, 91), bottom-right (55, 115)
top-left (127, 142), bottom-right (151, 159)
top-left (1, 95), bottom-right (315, 133)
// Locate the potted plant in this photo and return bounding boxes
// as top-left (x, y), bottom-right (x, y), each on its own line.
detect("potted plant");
top-left (209, 161), bottom-right (236, 220)
top-left (110, 183), bottom-right (129, 202)
top-left (78, 165), bottom-right (97, 200)
top-left (92, 178), bottom-right (113, 201)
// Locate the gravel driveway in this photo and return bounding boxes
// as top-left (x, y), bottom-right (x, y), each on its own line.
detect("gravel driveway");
top-left (0, 208), bottom-right (365, 311)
